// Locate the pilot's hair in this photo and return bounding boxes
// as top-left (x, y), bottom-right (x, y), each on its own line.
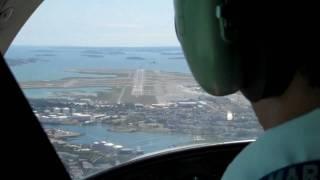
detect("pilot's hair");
top-left (238, 1), bottom-right (319, 91)
top-left (300, 62), bottom-right (320, 88)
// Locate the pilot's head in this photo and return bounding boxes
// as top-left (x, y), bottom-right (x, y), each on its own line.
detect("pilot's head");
top-left (174, 0), bottom-right (320, 129)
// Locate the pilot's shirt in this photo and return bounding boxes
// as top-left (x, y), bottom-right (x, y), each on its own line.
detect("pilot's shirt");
top-left (222, 108), bottom-right (320, 180)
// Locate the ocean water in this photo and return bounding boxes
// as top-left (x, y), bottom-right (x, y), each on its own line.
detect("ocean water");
top-left (44, 124), bottom-right (193, 154)
top-left (5, 46), bottom-right (196, 154)
top-left (5, 46), bottom-right (190, 82)
top-left (23, 87), bottom-right (112, 99)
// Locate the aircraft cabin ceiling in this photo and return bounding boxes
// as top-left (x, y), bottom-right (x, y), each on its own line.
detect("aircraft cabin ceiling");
top-left (0, 0), bottom-right (42, 54)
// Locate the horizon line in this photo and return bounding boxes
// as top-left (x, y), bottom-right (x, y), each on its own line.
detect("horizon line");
top-left (11, 44), bottom-right (181, 48)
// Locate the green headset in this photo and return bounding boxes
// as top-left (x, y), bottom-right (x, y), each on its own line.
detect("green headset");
top-left (174, 0), bottom-right (299, 102)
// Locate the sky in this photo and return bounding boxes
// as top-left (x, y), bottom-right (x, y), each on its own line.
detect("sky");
top-left (12, 0), bottom-right (180, 47)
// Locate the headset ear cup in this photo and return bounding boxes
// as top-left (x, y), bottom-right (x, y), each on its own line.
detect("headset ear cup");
top-left (175, 21), bottom-right (179, 42)
top-left (240, 52), bottom-right (267, 102)
top-left (174, 0), bottom-right (242, 96)
top-left (175, 0), bottom-right (300, 101)
top-left (175, 20), bottom-right (182, 44)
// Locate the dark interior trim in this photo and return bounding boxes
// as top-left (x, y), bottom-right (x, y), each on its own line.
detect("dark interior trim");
top-left (89, 141), bottom-right (251, 180)
top-left (1, 54), bottom-right (71, 179)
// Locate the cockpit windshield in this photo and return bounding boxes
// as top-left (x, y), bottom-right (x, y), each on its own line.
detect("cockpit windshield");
top-left (4, 0), bottom-right (262, 179)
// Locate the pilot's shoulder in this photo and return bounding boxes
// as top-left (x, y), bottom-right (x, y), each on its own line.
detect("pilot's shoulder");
top-left (222, 108), bottom-right (320, 180)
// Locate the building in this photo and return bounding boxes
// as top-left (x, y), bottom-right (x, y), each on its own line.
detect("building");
top-left (113, 145), bottom-right (123, 152)
top-left (119, 148), bottom-right (133, 155)
top-left (53, 107), bottom-right (61, 114)
top-left (177, 102), bottom-right (197, 108)
top-left (93, 114), bottom-right (106, 121)
top-left (151, 103), bottom-right (169, 108)
top-left (104, 143), bottom-right (114, 151)
top-left (134, 104), bottom-right (144, 108)
top-left (72, 113), bottom-right (91, 122)
top-left (62, 107), bottom-right (70, 114)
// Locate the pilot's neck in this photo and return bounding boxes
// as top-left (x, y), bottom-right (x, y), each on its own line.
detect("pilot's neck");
top-left (251, 74), bottom-right (320, 130)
